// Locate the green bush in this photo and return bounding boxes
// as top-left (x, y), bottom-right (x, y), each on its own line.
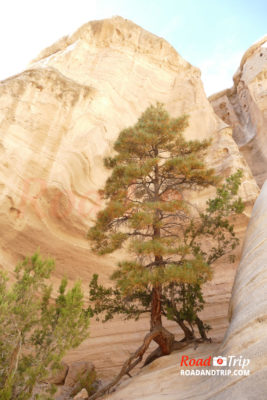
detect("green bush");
top-left (0, 252), bottom-right (91, 400)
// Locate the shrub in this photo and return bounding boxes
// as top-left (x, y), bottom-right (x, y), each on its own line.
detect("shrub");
top-left (0, 252), bottom-right (91, 400)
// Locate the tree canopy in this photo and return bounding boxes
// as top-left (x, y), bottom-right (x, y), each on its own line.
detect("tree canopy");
top-left (89, 104), bottom-right (218, 290)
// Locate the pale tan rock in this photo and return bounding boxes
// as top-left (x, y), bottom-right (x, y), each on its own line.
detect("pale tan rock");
top-left (73, 388), bottom-right (88, 399)
top-left (106, 182), bottom-right (267, 399)
top-left (55, 361), bottom-right (95, 399)
top-left (210, 35), bottom-right (267, 187)
top-left (64, 361), bottom-right (94, 388)
top-left (0, 16), bottom-right (259, 379)
top-left (45, 361), bottom-right (69, 385)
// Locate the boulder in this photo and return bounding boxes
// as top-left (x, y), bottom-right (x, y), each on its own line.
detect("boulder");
top-left (55, 361), bottom-right (96, 399)
top-left (73, 388), bottom-right (88, 399)
top-left (46, 361), bottom-right (69, 385)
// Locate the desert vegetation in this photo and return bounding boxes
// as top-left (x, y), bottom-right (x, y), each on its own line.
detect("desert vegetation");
top-left (87, 103), bottom-right (244, 399)
top-left (0, 253), bottom-right (91, 400)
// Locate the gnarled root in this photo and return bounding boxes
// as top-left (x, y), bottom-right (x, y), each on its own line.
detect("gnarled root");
top-left (143, 346), bottom-right (163, 366)
top-left (88, 326), bottom-right (180, 400)
top-left (88, 326), bottom-right (211, 400)
top-left (88, 327), bottom-right (164, 400)
top-left (143, 339), bottom-right (188, 367)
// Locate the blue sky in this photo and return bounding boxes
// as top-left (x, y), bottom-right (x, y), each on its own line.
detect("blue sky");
top-left (0, 0), bottom-right (266, 94)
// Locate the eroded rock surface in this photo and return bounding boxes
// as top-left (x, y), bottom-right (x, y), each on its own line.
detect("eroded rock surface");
top-left (210, 36), bottom-right (267, 187)
top-left (0, 17), bottom-right (259, 379)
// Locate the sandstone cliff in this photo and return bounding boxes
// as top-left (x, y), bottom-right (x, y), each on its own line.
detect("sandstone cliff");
top-left (0, 17), bottom-right (259, 379)
top-left (210, 35), bottom-right (267, 187)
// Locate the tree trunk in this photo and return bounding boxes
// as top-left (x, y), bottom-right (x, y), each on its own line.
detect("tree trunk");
top-left (195, 316), bottom-right (208, 340)
top-left (150, 161), bottom-right (175, 355)
top-left (150, 285), bottom-right (162, 329)
top-left (150, 284), bottom-right (174, 355)
top-left (177, 319), bottom-right (195, 341)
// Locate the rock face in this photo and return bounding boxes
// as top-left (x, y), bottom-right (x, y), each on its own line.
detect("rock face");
top-left (46, 362), bottom-right (69, 385)
top-left (107, 182), bottom-right (267, 400)
top-left (56, 361), bottom-right (95, 399)
top-left (0, 16), bottom-right (259, 379)
top-left (210, 36), bottom-right (267, 187)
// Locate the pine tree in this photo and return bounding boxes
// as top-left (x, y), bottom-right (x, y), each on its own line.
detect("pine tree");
top-left (87, 103), bottom-right (244, 399)
top-left (88, 169), bottom-right (244, 343)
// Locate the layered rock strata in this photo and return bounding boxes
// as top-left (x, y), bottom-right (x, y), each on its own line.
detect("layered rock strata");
top-left (0, 17), bottom-right (259, 378)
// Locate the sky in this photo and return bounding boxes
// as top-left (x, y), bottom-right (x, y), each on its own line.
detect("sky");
top-left (0, 0), bottom-right (266, 95)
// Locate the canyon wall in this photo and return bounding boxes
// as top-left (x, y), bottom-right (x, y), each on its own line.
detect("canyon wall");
top-left (210, 35), bottom-right (267, 187)
top-left (0, 17), bottom-right (259, 379)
